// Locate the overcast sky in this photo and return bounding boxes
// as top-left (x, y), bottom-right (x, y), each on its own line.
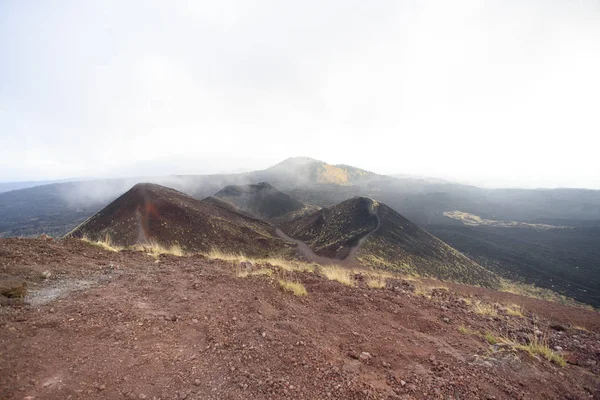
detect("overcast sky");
top-left (1, 0), bottom-right (599, 188)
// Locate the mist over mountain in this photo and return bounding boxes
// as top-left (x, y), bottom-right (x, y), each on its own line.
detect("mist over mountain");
top-left (1, 156), bottom-right (599, 306)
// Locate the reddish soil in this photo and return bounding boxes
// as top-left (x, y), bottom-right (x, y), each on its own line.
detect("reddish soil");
top-left (66, 183), bottom-right (291, 258)
top-left (1, 238), bottom-right (599, 400)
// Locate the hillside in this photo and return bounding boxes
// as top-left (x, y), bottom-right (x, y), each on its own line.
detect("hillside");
top-left (2, 157), bottom-right (600, 306)
top-left (281, 197), bottom-right (499, 288)
top-left (264, 157), bottom-right (381, 186)
top-left (66, 183), bottom-right (290, 258)
top-left (1, 238), bottom-right (599, 399)
top-left (213, 182), bottom-right (311, 219)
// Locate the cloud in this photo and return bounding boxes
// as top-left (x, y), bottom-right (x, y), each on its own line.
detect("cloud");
top-left (0, 0), bottom-right (598, 188)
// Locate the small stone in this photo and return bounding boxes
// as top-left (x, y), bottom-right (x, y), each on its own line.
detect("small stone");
top-left (139, 394), bottom-right (147, 399)
top-left (171, 315), bottom-right (178, 322)
top-left (98, 384), bottom-right (106, 391)
top-left (400, 380), bottom-right (406, 386)
top-left (192, 319), bottom-right (199, 324)
top-left (41, 270), bottom-right (52, 279)
top-left (442, 317), bottom-right (450, 324)
top-left (359, 352), bottom-right (372, 361)
top-left (554, 346), bottom-right (563, 351)
top-left (194, 379), bottom-right (201, 386)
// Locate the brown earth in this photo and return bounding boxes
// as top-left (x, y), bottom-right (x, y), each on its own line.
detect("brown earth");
top-left (1, 237), bottom-right (599, 400)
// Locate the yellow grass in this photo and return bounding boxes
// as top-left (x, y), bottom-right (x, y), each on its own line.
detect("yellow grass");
top-left (505, 304), bottom-right (524, 317)
top-left (472, 301), bottom-right (499, 317)
top-left (484, 331), bottom-right (499, 345)
top-left (258, 257), bottom-right (316, 273)
top-left (278, 280), bottom-right (308, 296)
top-left (515, 338), bottom-right (566, 367)
top-left (81, 234), bottom-right (122, 252)
top-left (237, 268), bottom-right (274, 278)
top-left (478, 331), bottom-right (566, 367)
top-left (366, 276), bottom-right (387, 289)
top-left (321, 266), bottom-right (355, 286)
top-left (458, 325), bottom-right (478, 335)
top-left (132, 242), bottom-right (184, 258)
top-left (572, 325), bottom-right (589, 332)
top-left (204, 249), bottom-right (250, 263)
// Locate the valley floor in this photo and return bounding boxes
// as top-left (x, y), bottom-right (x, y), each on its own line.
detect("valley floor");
top-left (1, 238), bottom-right (599, 399)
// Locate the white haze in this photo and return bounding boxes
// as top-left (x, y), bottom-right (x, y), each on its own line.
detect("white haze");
top-left (1, 0), bottom-right (599, 189)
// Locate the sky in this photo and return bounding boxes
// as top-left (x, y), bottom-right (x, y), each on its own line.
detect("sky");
top-left (1, 0), bottom-right (599, 189)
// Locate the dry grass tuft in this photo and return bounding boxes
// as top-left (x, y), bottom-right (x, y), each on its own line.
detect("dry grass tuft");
top-left (366, 276), bottom-right (387, 289)
top-left (515, 338), bottom-right (566, 367)
top-left (278, 280), bottom-right (307, 296)
top-left (237, 268), bottom-right (274, 278)
top-left (204, 249), bottom-right (250, 263)
top-left (478, 330), bottom-right (566, 367)
top-left (132, 242), bottom-right (184, 258)
top-left (571, 325), bottom-right (589, 332)
top-left (81, 234), bottom-right (123, 252)
top-left (484, 331), bottom-right (499, 345)
top-left (258, 257), bottom-right (316, 273)
top-left (472, 301), bottom-right (499, 317)
top-left (321, 266), bottom-right (355, 286)
top-left (505, 304), bottom-right (524, 317)
top-left (458, 325), bottom-right (478, 335)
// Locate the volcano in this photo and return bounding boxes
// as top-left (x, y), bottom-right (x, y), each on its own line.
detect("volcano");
top-left (213, 182), bottom-right (316, 221)
top-left (280, 197), bottom-right (499, 287)
top-left (66, 183), bottom-right (290, 257)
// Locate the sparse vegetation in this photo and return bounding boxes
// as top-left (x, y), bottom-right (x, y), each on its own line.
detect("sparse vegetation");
top-left (515, 338), bottom-right (566, 367)
top-left (458, 325), bottom-right (478, 335)
top-left (81, 234), bottom-right (123, 252)
top-left (205, 249), bottom-right (251, 263)
top-left (462, 328), bottom-right (566, 368)
top-left (321, 266), bottom-right (355, 286)
top-left (0, 281), bottom-right (27, 298)
top-left (278, 279), bottom-right (307, 296)
top-left (472, 300), bottom-right (499, 317)
top-left (130, 242), bottom-right (184, 258)
top-left (366, 276), bottom-right (387, 289)
top-left (258, 257), bottom-right (316, 273)
top-left (571, 325), bottom-right (589, 332)
top-left (484, 331), bottom-right (499, 345)
top-left (505, 304), bottom-right (524, 317)
top-left (498, 278), bottom-right (592, 310)
top-left (80, 235), bottom-right (185, 258)
top-left (237, 268), bottom-right (274, 278)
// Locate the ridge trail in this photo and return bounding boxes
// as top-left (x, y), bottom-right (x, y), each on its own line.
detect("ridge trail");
top-left (275, 200), bottom-right (381, 267)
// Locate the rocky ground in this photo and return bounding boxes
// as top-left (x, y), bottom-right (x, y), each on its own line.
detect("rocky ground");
top-left (1, 237), bottom-right (599, 399)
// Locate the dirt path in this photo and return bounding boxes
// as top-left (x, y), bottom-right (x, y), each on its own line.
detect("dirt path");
top-left (275, 203), bottom-right (381, 266)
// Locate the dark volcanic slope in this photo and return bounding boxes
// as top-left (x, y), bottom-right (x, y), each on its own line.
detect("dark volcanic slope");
top-left (67, 183), bottom-right (290, 257)
top-left (282, 197), bottom-right (499, 288)
top-left (214, 182), bottom-right (306, 219)
top-left (281, 197), bottom-right (379, 259)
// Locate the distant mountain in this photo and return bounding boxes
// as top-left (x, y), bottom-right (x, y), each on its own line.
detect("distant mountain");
top-left (281, 197), bottom-right (499, 288)
top-left (2, 157), bottom-right (600, 306)
top-left (265, 157), bottom-right (381, 186)
top-left (213, 182), bottom-right (308, 219)
top-left (0, 178), bottom-right (81, 193)
top-left (66, 183), bottom-right (290, 257)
